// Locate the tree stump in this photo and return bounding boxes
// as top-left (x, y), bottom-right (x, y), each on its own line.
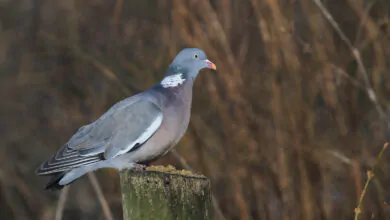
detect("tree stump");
top-left (120, 165), bottom-right (212, 220)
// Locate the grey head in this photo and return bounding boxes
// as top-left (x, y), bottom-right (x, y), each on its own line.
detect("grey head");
top-left (166, 48), bottom-right (216, 80)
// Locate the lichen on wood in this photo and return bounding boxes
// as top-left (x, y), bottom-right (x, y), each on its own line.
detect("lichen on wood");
top-left (120, 165), bottom-right (212, 220)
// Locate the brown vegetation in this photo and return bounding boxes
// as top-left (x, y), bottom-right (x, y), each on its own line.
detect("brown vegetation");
top-left (1, 0), bottom-right (390, 219)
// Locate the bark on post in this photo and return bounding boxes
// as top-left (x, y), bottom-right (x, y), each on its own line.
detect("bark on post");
top-left (120, 165), bottom-right (212, 220)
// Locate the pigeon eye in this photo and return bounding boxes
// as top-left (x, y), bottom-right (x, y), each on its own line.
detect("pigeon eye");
top-left (193, 53), bottom-right (199, 59)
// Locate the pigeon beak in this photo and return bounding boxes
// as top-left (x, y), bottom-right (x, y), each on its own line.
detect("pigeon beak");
top-left (204, 59), bottom-right (217, 71)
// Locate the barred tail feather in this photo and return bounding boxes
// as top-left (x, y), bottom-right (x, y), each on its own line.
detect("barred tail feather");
top-left (45, 172), bottom-right (66, 190)
top-left (36, 144), bottom-right (104, 175)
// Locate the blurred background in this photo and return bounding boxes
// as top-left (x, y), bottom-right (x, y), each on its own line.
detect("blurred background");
top-left (1, 0), bottom-right (390, 219)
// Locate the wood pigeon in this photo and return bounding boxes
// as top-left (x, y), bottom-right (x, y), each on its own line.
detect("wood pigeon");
top-left (36, 48), bottom-right (217, 190)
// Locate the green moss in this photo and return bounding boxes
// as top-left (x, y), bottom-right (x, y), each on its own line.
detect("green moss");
top-left (145, 165), bottom-right (206, 178)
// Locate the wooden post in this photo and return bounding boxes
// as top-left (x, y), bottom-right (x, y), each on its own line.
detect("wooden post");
top-left (120, 165), bottom-right (212, 220)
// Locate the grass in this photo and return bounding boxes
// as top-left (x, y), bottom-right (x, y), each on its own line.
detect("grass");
top-left (354, 142), bottom-right (388, 220)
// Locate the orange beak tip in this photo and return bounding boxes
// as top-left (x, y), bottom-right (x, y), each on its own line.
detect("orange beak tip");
top-left (205, 60), bottom-right (217, 71)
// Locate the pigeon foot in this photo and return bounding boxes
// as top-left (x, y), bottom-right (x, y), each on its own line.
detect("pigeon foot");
top-left (133, 163), bottom-right (147, 172)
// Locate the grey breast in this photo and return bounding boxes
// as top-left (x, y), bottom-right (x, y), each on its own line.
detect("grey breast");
top-left (162, 79), bottom-right (194, 145)
top-left (124, 79), bottom-right (195, 163)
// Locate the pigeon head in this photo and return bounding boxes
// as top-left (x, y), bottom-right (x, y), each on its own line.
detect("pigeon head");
top-left (168, 48), bottom-right (216, 79)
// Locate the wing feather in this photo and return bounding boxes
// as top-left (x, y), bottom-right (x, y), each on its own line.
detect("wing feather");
top-left (36, 145), bottom-right (103, 175)
top-left (36, 97), bottom-right (163, 175)
top-left (103, 100), bottom-right (163, 159)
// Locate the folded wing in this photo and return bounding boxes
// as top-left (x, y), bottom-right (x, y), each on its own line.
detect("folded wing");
top-left (36, 98), bottom-right (163, 175)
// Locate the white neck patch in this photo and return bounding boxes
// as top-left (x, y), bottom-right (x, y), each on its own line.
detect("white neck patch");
top-left (160, 73), bottom-right (186, 88)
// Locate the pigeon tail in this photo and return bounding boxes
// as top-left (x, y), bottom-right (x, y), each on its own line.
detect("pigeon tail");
top-left (45, 172), bottom-right (67, 190)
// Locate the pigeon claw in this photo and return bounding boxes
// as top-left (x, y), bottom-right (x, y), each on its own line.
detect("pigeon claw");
top-left (133, 163), bottom-right (147, 172)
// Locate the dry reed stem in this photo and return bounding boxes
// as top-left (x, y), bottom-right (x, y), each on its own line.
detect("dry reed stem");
top-left (170, 149), bottom-right (226, 220)
top-left (353, 0), bottom-right (376, 45)
top-left (331, 64), bottom-right (366, 90)
top-left (354, 142), bottom-right (388, 220)
top-left (313, 0), bottom-right (388, 122)
top-left (87, 173), bottom-right (114, 220)
top-left (271, 77), bottom-right (293, 220)
top-left (110, 0), bottom-right (124, 42)
top-left (55, 186), bottom-right (70, 220)
top-left (349, 0), bottom-right (385, 97)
